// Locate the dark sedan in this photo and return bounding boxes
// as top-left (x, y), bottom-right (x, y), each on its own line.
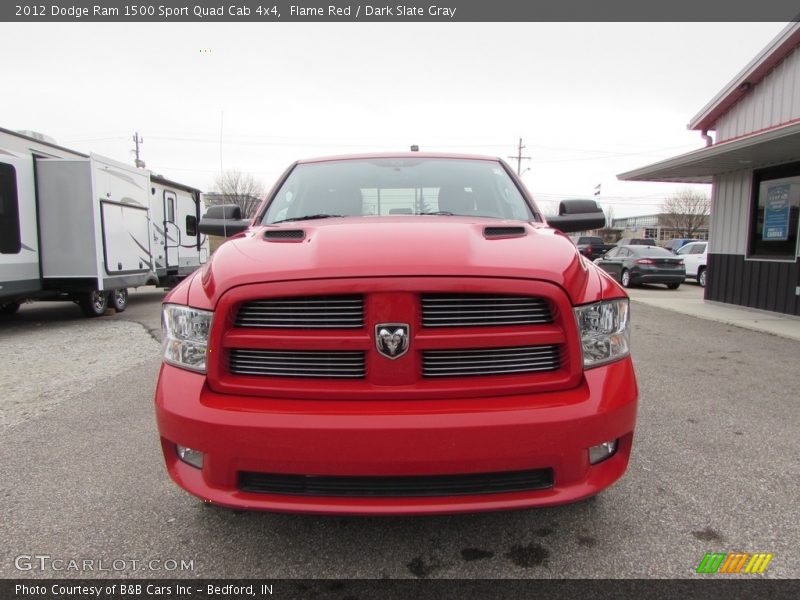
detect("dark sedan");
top-left (594, 245), bottom-right (685, 289)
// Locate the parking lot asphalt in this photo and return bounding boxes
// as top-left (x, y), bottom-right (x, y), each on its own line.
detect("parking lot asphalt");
top-left (1, 286), bottom-right (798, 579)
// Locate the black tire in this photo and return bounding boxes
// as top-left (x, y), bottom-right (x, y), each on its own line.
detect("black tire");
top-left (109, 288), bottom-right (129, 312)
top-left (698, 268), bottom-right (707, 288)
top-left (0, 301), bottom-right (20, 316)
top-left (620, 269), bottom-right (632, 288)
top-left (79, 290), bottom-right (109, 317)
top-left (667, 282), bottom-right (681, 290)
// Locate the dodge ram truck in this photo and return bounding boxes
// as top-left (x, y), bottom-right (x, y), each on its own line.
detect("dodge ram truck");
top-left (155, 153), bottom-right (638, 515)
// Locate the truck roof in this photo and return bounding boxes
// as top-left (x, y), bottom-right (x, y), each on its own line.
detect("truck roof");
top-left (296, 152), bottom-right (503, 165)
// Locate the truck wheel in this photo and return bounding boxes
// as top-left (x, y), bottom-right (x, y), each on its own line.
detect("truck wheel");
top-left (0, 301), bottom-right (20, 316)
top-left (698, 268), bottom-right (707, 288)
top-left (620, 269), bottom-right (632, 288)
top-left (79, 290), bottom-right (109, 317)
top-left (109, 288), bottom-right (129, 312)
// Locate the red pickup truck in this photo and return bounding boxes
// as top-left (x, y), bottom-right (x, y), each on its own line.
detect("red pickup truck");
top-left (155, 153), bottom-right (638, 515)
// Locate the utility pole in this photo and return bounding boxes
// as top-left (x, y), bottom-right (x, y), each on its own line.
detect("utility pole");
top-left (508, 138), bottom-right (531, 176)
top-left (132, 132), bottom-right (145, 168)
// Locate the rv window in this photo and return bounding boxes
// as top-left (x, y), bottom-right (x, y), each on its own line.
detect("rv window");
top-left (0, 163), bottom-right (21, 254)
top-left (186, 214), bottom-right (197, 237)
top-left (164, 192), bottom-right (175, 223)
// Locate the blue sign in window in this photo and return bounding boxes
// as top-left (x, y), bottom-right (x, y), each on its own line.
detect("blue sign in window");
top-left (762, 184), bottom-right (790, 241)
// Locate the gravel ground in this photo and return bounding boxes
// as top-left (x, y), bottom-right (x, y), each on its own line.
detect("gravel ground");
top-left (0, 319), bottom-right (159, 428)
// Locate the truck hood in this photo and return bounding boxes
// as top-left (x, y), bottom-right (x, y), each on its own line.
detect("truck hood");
top-left (196, 216), bottom-right (597, 305)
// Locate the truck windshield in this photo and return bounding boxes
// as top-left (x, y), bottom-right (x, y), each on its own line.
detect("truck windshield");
top-left (261, 158), bottom-right (537, 224)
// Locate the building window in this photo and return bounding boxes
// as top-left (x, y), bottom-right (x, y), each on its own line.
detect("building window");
top-left (748, 162), bottom-right (800, 259)
top-left (0, 163), bottom-right (21, 254)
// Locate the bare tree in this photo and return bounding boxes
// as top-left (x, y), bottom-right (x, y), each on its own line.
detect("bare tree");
top-left (206, 170), bottom-right (264, 219)
top-left (661, 189), bottom-right (710, 238)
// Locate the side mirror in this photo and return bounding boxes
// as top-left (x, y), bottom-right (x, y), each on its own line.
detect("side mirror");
top-left (199, 204), bottom-right (250, 237)
top-left (547, 199), bottom-right (605, 233)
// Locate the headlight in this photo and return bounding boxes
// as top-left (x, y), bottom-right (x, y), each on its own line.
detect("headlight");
top-left (573, 299), bottom-right (630, 368)
top-left (162, 304), bottom-right (213, 373)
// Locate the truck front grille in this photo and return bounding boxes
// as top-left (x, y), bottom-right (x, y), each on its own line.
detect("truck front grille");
top-left (236, 295), bottom-right (364, 329)
top-left (229, 349), bottom-right (366, 378)
top-left (421, 294), bottom-right (552, 327)
top-left (214, 281), bottom-right (578, 396)
top-left (422, 345), bottom-right (560, 377)
top-left (239, 468), bottom-right (554, 497)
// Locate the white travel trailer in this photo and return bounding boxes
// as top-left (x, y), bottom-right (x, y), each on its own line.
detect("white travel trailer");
top-left (0, 127), bottom-right (208, 317)
top-left (149, 175), bottom-right (208, 287)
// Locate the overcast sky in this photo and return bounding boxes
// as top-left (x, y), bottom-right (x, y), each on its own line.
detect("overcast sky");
top-left (0, 21), bottom-right (790, 217)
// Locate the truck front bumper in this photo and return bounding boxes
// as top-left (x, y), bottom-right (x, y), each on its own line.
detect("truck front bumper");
top-left (155, 359), bottom-right (638, 515)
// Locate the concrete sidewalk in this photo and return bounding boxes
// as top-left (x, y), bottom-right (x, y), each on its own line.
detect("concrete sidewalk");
top-left (626, 284), bottom-right (800, 342)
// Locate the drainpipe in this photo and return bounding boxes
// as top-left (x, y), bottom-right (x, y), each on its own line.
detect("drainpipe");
top-left (701, 129), bottom-right (713, 147)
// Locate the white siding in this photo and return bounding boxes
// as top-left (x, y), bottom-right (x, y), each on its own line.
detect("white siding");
top-left (710, 170), bottom-right (752, 255)
top-left (715, 46), bottom-right (800, 142)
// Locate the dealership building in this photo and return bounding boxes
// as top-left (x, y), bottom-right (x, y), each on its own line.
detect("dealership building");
top-left (620, 22), bottom-right (800, 317)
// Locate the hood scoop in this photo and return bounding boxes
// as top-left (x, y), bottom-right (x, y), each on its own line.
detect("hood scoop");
top-left (483, 226), bottom-right (527, 239)
top-left (264, 229), bottom-right (306, 242)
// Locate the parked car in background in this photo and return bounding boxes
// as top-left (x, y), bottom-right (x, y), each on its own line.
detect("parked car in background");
top-left (676, 241), bottom-right (708, 287)
top-left (570, 236), bottom-right (615, 259)
top-left (594, 245), bottom-right (685, 289)
top-left (663, 238), bottom-right (701, 254)
top-left (617, 238), bottom-right (657, 247)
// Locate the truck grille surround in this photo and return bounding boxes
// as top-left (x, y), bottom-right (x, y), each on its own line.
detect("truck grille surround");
top-left (210, 279), bottom-right (580, 400)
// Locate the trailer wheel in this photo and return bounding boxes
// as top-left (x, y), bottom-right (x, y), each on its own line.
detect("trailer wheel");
top-left (0, 301), bottom-right (20, 316)
top-left (109, 288), bottom-right (129, 312)
top-left (79, 290), bottom-right (109, 317)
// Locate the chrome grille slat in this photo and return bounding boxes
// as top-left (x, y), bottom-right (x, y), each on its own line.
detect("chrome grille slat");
top-left (423, 345), bottom-right (559, 378)
top-left (236, 295), bottom-right (364, 329)
top-left (238, 308), bottom-right (361, 317)
top-left (232, 370), bottom-right (364, 378)
top-left (422, 304), bottom-right (550, 316)
top-left (426, 357), bottom-right (558, 367)
top-left (233, 350), bottom-right (362, 357)
top-left (423, 313), bottom-right (551, 318)
top-left (229, 349), bottom-right (366, 379)
top-left (421, 294), bottom-right (552, 327)
top-left (233, 360), bottom-right (363, 368)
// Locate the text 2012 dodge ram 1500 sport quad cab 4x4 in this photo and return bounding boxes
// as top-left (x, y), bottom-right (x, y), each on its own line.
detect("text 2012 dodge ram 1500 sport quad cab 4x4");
top-left (155, 153), bottom-right (638, 515)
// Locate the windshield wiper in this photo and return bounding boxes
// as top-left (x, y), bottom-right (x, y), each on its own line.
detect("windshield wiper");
top-left (272, 214), bottom-right (344, 224)
top-left (417, 211), bottom-right (455, 215)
